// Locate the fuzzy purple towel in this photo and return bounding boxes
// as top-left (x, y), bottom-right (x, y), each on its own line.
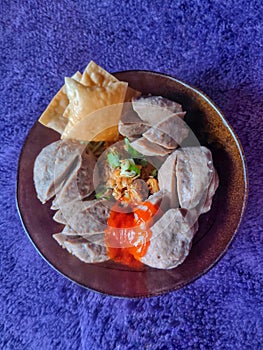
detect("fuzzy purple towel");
top-left (1, 0), bottom-right (262, 349)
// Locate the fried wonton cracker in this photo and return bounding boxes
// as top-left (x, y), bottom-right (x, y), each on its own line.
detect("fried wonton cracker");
top-left (81, 61), bottom-right (141, 101)
top-left (38, 71), bottom-right (82, 134)
top-left (63, 104), bottom-right (126, 142)
top-left (80, 60), bottom-right (118, 87)
top-left (61, 78), bottom-right (128, 141)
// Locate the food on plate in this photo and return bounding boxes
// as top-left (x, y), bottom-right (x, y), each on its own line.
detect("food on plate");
top-left (38, 71), bottom-right (82, 134)
top-left (132, 95), bottom-right (183, 124)
top-left (130, 137), bottom-right (172, 156)
top-left (33, 61), bottom-right (219, 269)
top-left (54, 145), bottom-right (96, 205)
top-left (157, 146), bottom-right (219, 217)
top-left (61, 77), bottom-right (128, 140)
top-left (59, 199), bottom-right (110, 235)
top-left (140, 209), bottom-right (199, 269)
top-left (105, 200), bottom-right (159, 268)
top-left (118, 106), bottom-right (149, 138)
top-left (173, 147), bottom-right (218, 213)
top-left (34, 139), bottom-right (87, 204)
top-left (53, 233), bottom-right (109, 263)
top-left (142, 113), bottom-right (188, 149)
top-left (38, 61), bottom-right (140, 142)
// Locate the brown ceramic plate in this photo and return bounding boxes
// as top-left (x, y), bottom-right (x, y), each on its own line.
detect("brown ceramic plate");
top-left (16, 71), bottom-right (248, 298)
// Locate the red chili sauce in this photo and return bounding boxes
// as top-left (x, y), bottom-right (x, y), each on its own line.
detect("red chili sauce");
top-left (105, 200), bottom-right (159, 267)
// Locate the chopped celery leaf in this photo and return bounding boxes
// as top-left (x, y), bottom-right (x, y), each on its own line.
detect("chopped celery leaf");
top-left (124, 137), bottom-right (144, 158)
top-left (107, 152), bottom-right (120, 168)
top-left (120, 159), bottom-right (141, 177)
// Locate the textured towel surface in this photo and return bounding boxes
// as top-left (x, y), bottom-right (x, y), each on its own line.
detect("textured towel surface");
top-left (1, 1), bottom-right (262, 349)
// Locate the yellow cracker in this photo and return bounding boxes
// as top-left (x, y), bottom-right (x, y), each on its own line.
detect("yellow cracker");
top-left (61, 78), bottom-right (128, 141)
top-left (38, 71), bottom-right (82, 134)
top-left (81, 60), bottom-right (141, 101)
top-left (65, 107), bottom-right (122, 142)
top-left (81, 61), bottom-right (118, 87)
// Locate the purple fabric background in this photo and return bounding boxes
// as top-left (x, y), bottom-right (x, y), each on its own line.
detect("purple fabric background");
top-left (1, 0), bottom-right (262, 349)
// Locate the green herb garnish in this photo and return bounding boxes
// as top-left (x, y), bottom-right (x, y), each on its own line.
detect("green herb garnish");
top-left (120, 159), bottom-right (141, 177)
top-left (107, 151), bottom-right (120, 168)
top-left (95, 185), bottom-right (111, 199)
top-left (124, 137), bottom-right (147, 166)
top-left (124, 137), bottom-right (144, 158)
top-left (150, 169), bottom-right (158, 177)
top-left (136, 158), bottom-right (147, 167)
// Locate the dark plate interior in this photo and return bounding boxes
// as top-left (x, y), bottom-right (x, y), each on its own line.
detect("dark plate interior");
top-left (17, 71), bottom-right (248, 298)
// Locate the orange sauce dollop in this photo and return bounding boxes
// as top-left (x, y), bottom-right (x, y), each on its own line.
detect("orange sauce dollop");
top-left (105, 200), bottom-right (159, 267)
